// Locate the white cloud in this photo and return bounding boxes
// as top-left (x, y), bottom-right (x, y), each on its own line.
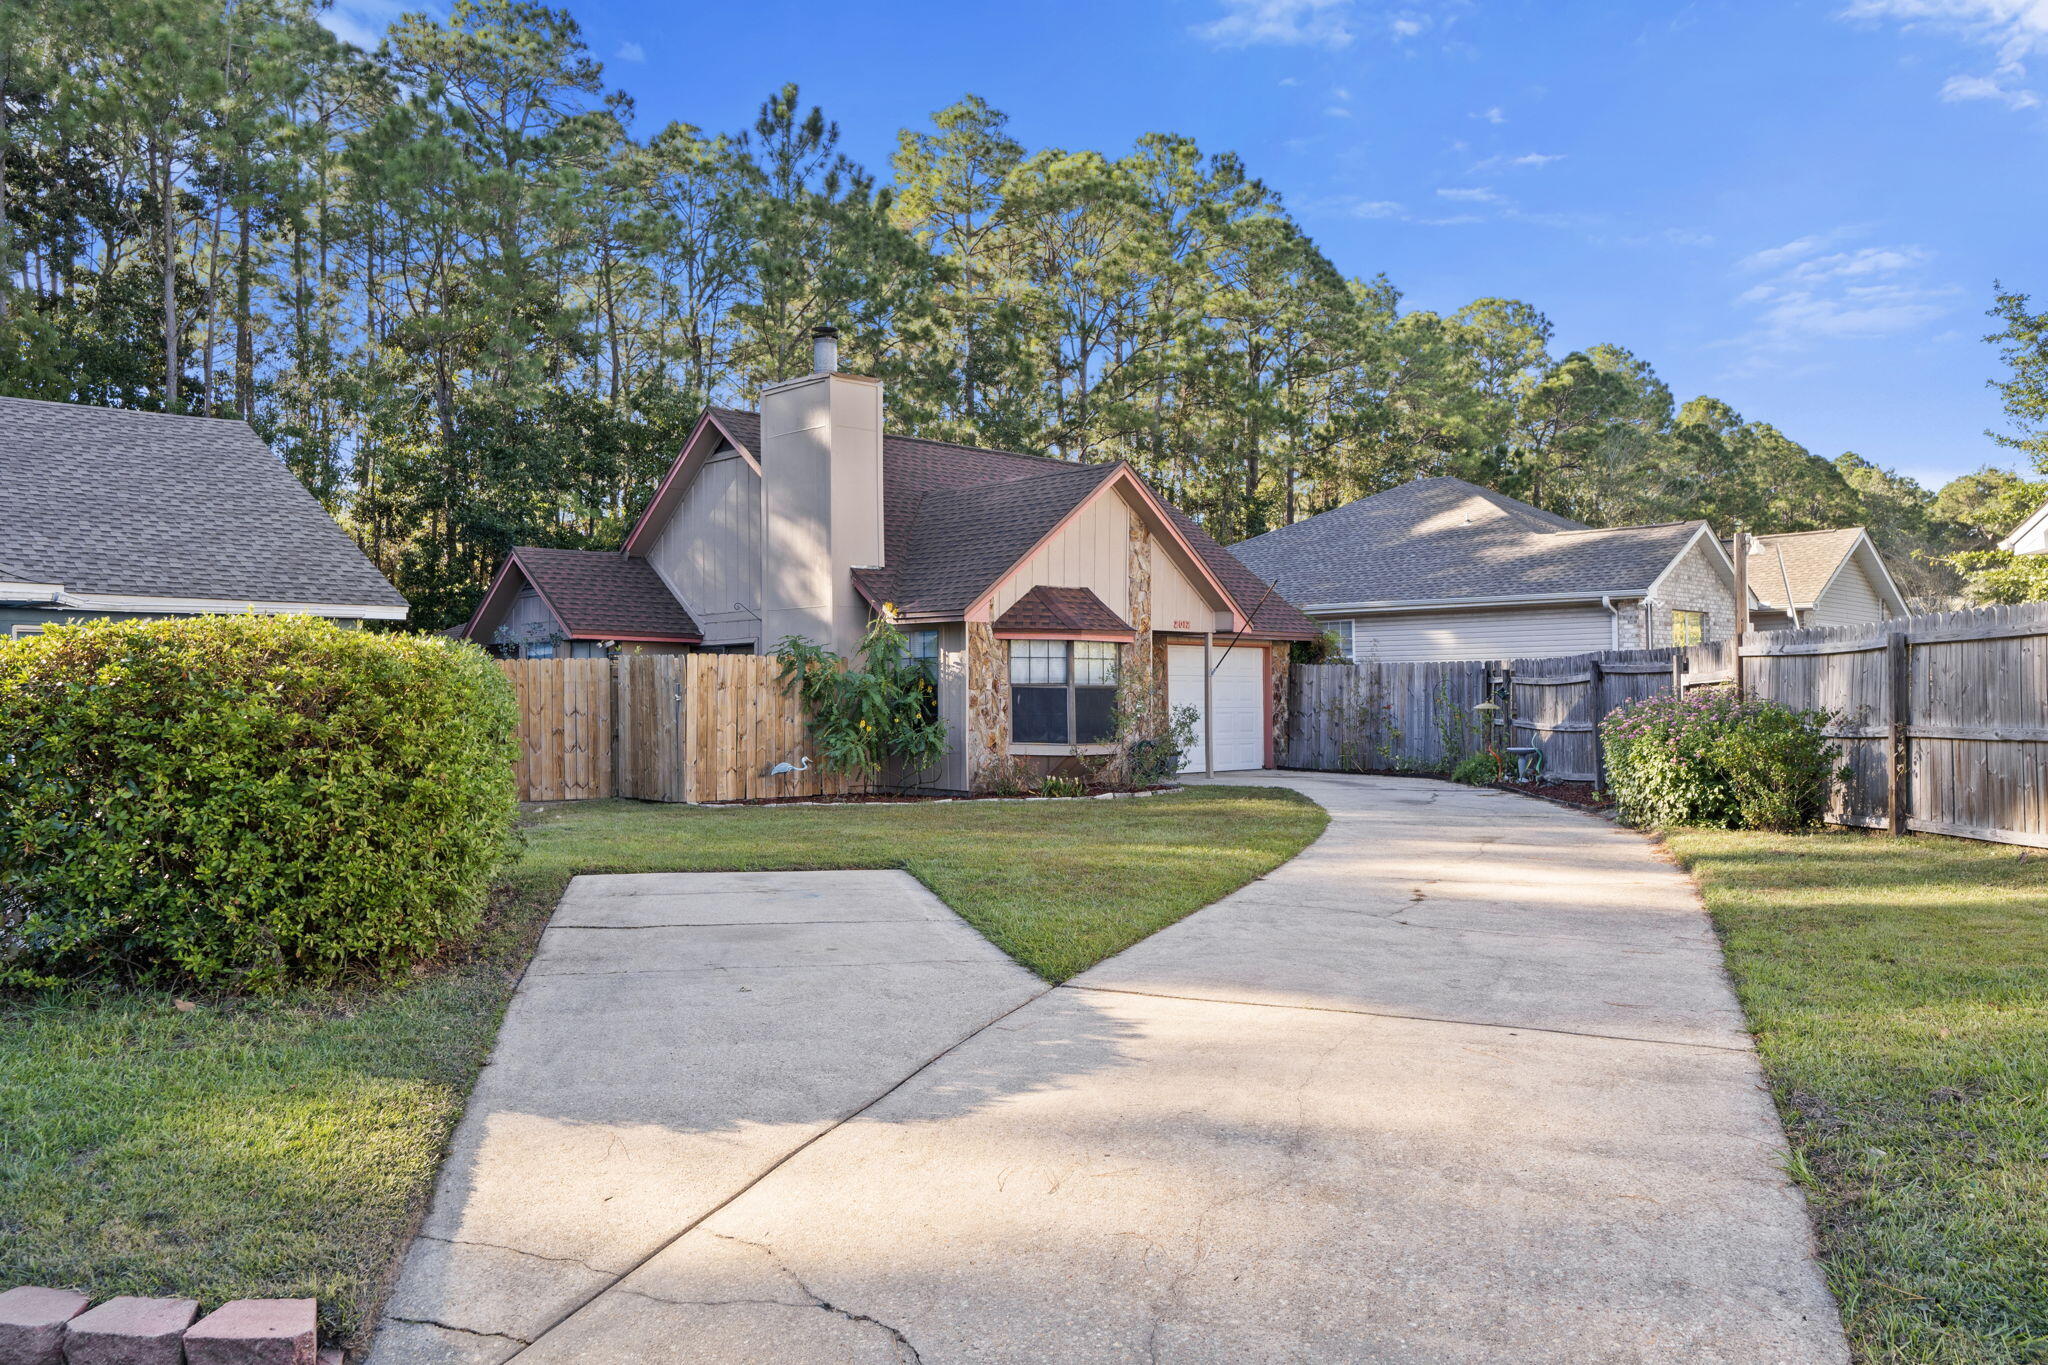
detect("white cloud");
top-left (615, 40), bottom-right (647, 63)
top-left (1352, 200), bottom-right (1407, 218)
top-left (1436, 186), bottom-right (1499, 202)
top-left (1478, 105), bottom-right (1507, 123)
top-left (1389, 15), bottom-right (1426, 37)
top-left (1841, 0), bottom-right (2048, 110)
top-left (1728, 233), bottom-right (1957, 358)
top-left (1472, 151), bottom-right (1564, 171)
top-left (1197, 0), bottom-right (1355, 48)
top-left (316, 0), bottom-right (419, 49)
top-left (1326, 105), bottom-right (1355, 117)
top-left (1941, 68), bottom-right (2042, 104)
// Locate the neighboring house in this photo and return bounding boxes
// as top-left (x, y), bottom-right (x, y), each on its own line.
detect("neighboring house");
top-left (1997, 500), bottom-right (2048, 555)
top-left (1231, 477), bottom-right (1739, 662)
top-left (1732, 528), bottom-right (1907, 632)
top-left (1, 396), bottom-right (407, 636)
top-left (462, 329), bottom-right (1318, 789)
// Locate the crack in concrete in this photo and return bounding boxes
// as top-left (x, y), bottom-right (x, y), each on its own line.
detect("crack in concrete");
top-left (420, 1233), bottom-right (614, 1278)
top-left (387, 1316), bottom-right (532, 1346)
top-left (1057, 983), bottom-right (1752, 1054)
top-left (710, 1232), bottom-right (926, 1362)
top-left (499, 983), bottom-right (1054, 1361)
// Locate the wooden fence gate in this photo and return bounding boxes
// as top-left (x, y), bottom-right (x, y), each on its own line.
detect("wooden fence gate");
top-left (497, 654), bottom-right (855, 803)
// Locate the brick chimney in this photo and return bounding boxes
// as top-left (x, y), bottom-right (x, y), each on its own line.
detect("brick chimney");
top-left (758, 325), bottom-right (885, 654)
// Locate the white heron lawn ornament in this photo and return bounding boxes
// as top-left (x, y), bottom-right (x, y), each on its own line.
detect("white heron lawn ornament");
top-left (767, 756), bottom-right (813, 777)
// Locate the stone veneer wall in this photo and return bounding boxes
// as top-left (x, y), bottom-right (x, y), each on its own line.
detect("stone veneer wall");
top-left (965, 621), bottom-right (1006, 789)
top-left (1269, 646), bottom-right (1293, 763)
top-left (960, 518), bottom-right (1173, 793)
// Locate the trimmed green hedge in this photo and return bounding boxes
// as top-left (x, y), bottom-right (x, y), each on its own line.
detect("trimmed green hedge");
top-left (0, 616), bottom-right (518, 990)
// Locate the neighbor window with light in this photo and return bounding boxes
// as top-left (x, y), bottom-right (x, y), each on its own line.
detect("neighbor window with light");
top-left (1009, 640), bottom-right (1119, 745)
top-left (1672, 610), bottom-right (1706, 646)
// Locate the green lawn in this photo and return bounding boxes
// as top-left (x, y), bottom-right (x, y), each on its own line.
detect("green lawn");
top-left (0, 786), bottom-right (1323, 1347)
top-left (1665, 826), bottom-right (2048, 1365)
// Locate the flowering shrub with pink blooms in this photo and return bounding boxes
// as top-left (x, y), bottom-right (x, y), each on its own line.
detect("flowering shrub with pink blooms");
top-left (1602, 689), bottom-right (1844, 832)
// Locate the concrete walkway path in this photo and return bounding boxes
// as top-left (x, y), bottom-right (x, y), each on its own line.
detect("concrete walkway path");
top-left (370, 774), bottom-right (1847, 1364)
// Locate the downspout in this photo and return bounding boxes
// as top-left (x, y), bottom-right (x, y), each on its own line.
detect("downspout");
top-left (1601, 595), bottom-right (1622, 649)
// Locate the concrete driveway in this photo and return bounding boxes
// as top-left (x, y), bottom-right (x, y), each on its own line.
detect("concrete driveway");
top-left (369, 773), bottom-right (1847, 1364)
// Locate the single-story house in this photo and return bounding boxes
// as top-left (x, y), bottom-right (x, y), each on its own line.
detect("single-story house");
top-left (462, 329), bottom-right (1318, 788)
top-left (1230, 476), bottom-right (1742, 662)
top-left (1732, 528), bottom-right (1907, 632)
top-left (1, 396), bottom-right (407, 636)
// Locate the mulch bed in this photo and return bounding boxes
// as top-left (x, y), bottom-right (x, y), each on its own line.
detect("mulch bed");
top-left (1491, 778), bottom-right (1611, 811)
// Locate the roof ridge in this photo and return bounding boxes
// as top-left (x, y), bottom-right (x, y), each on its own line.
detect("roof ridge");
top-left (1745, 526), bottom-right (1865, 540)
top-left (0, 394), bottom-right (253, 427)
top-left (1548, 519), bottom-right (1704, 536)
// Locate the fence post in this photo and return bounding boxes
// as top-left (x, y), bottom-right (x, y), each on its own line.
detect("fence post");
top-left (1670, 649), bottom-right (1683, 699)
top-left (1887, 630), bottom-right (1910, 836)
top-left (1588, 656), bottom-right (1607, 790)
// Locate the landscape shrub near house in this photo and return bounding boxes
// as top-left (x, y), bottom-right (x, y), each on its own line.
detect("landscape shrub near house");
top-left (1602, 689), bottom-right (1844, 832)
top-left (775, 615), bottom-right (950, 786)
top-left (0, 616), bottom-right (518, 990)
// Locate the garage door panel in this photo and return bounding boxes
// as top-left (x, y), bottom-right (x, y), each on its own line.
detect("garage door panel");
top-left (1166, 645), bottom-right (1264, 772)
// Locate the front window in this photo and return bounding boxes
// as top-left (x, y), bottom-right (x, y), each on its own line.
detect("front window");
top-left (1672, 610), bottom-right (1705, 646)
top-left (905, 629), bottom-right (940, 682)
top-left (525, 640), bottom-right (556, 659)
top-left (1010, 640), bottom-right (1119, 745)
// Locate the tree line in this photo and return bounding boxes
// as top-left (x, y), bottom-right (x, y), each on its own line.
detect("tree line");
top-left (3, 0), bottom-right (2045, 626)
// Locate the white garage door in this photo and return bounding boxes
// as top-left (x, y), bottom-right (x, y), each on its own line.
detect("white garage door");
top-left (1166, 644), bottom-right (1265, 773)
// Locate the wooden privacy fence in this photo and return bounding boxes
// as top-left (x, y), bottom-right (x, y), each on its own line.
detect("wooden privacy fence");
top-left (1282, 659), bottom-right (1493, 772)
top-left (1283, 600), bottom-right (2048, 850)
top-left (497, 653), bottom-right (856, 803)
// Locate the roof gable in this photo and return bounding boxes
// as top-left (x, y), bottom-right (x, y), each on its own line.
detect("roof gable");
top-left (0, 396), bottom-right (406, 612)
top-left (1736, 528), bottom-right (1904, 616)
top-left (993, 586), bottom-right (1134, 637)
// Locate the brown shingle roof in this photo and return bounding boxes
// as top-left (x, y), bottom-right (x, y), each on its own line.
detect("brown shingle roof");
top-left (855, 461), bottom-right (1122, 617)
top-left (701, 409), bottom-right (1317, 640)
top-left (513, 547), bottom-right (701, 639)
top-left (993, 586), bottom-right (1134, 636)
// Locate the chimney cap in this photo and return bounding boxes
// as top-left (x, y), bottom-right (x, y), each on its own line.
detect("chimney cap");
top-left (812, 322), bottom-right (839, 338)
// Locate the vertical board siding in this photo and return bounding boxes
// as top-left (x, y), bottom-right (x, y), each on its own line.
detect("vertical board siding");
top-left (1282, 600), bottom-right (2048, 850)
top-left (499, 654), bottom-right (856, 803)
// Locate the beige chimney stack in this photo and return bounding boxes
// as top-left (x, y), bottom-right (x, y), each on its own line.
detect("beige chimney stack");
top-left (758, 326), bottom-right (884, 655)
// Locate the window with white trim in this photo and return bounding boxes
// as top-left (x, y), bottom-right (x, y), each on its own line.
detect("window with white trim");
top-left (1327, 619), bottom-right (1354, 661)
top-left (1671, 609), bottom-right (1705, 646)
top-left (1009, 640), bottom-right (1119, 745)
top-left (8, 624), bottom-right (45, 640)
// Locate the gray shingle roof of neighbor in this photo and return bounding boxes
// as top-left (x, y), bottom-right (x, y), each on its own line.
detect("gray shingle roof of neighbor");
top-left (1230, 475), bottom-right (1709, 609)
top-left (0, 396), bottom-right (407, 610)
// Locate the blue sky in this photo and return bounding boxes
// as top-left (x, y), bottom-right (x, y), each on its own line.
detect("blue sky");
top-left (326, 0), bottom-right (2048, 488)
